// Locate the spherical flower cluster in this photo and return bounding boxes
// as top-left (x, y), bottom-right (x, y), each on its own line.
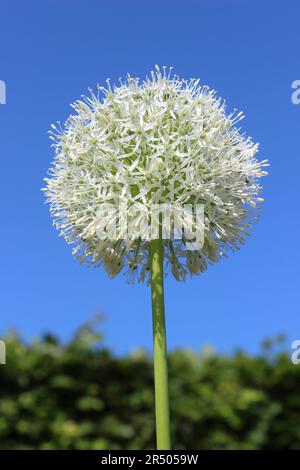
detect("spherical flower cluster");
top-left (43, 66), bottom-right (268, 283)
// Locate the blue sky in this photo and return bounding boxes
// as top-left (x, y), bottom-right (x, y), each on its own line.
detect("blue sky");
top-left (0, 0), bottom-right (299, 355)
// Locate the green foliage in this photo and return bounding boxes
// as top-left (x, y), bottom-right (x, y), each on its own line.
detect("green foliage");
top-left (0, 324), bottom-right (299, 450)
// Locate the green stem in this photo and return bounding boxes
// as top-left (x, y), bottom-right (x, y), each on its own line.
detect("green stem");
top-left (149, 235), bottom-right (171, 450)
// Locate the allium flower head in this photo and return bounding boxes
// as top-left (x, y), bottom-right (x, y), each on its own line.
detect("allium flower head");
top-left (43, 66), bottom-right (268, 283)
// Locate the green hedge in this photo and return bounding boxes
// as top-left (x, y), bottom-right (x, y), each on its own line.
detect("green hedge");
top-left (0, 323), bottom-right (299, 449)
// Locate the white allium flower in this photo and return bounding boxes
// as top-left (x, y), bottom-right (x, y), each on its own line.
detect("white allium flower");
top-left (43, 66), bottom-right (268, 283)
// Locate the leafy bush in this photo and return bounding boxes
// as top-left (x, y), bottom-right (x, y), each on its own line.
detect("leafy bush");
top-left (0, 322), bottom-right (299, 449)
